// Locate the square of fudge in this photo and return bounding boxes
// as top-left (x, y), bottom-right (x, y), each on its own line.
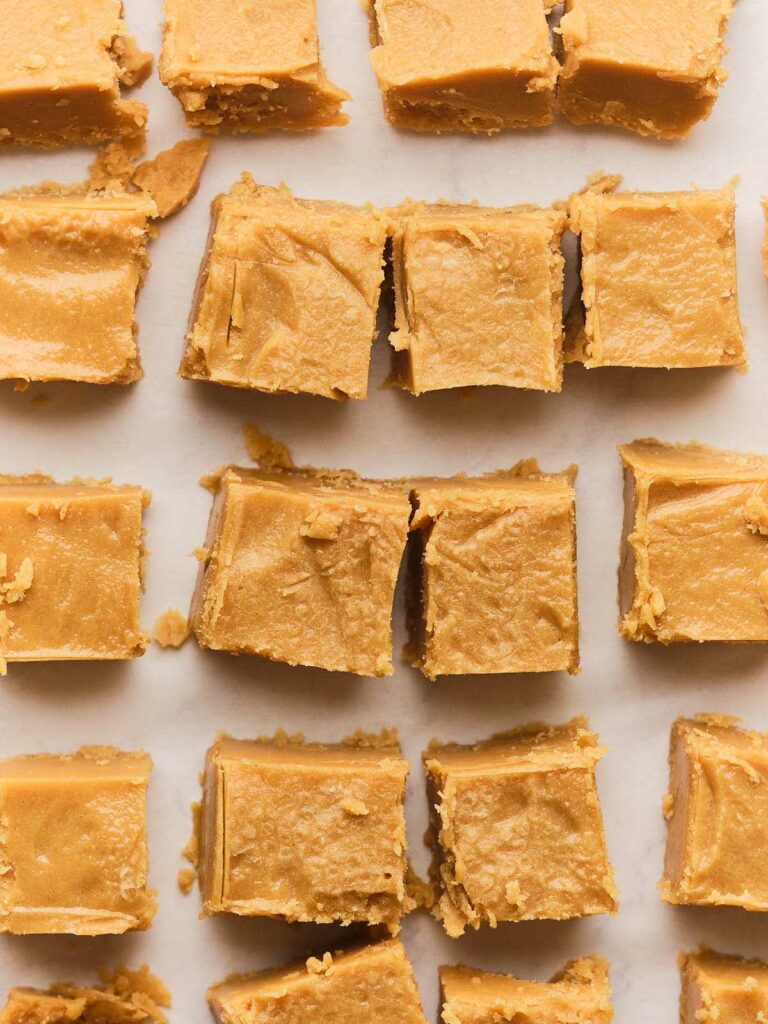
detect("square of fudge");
top-left (208, 939), bottom-right (428, 1024)
top-left (423, 718), bottom-right (618, 936)
top-left (408, 464), bottom-right (578, 678)
top-left (180, 180), bottom-right (387, 399)
top-left (662, 715), bottom-right (768, 910)
top-left (619, 440), bottom-right (768, 643)
top-left (2, 967), bottom-right (169, 1024)
top-left (681, 949), bottom-right (768, 1024)
top-left (160, 0), bottom-right (348, 132)
top-left (440, 957), bottom-right (612, 1024)
top-left (190, 466), bottom-right (410, 676)
top-left (197, 732), bottom-right (415, 932)
top-left (568, 186), bottom-right (744, 369)
top-left (557, 0), bottom-right (736, 138)
top-left (367, 0), bottom-right (558, 133)
top-left (0, 0), bottom-right (149, 149)
top-left (0, 189), bottom-right (156, 385)
top-left (390, 203), bottom-right (567, 393)
top-left (0, 476), bottom-right (149, 670)
top-left (0, 746), bottom-right (156, 934)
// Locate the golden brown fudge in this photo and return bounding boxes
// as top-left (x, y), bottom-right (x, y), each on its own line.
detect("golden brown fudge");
top-left (160, 0), bottom-right (348, 133)
top-left (0, 0), bottom-right (150, 149)
top-left (190, 466), bottom-right (409, 675)
top-left (0, 747), bottom-right (156, 935)
top-left (661, 715), bottom-right (768, 910)
top-left (368, 0), bottom-right (558, 133)
top-left (208, 939), bottom-right (428, 1024)
top-left (408, 464), bottom-right (578, 678)
top-left (424, 718), bottom-right (618, 936)
top-left (197, 732), bottom-right (416, 932)
top-left (0, 188), bottom-right (156, 385)
top-left (568, 185), bottom-right (744, 369)
top-left (1, 966), bottom-right (170, 1024)
top-left (619, 440), bottom-right (768, 643)
top-left (680, 948), bottom-right (768, 1024)
top-left (0, 475), bottom-right (149, 672)
top-left (440, 957), bottom-right (613, 1024)
top-left (391, 202), bottom-right (567, 393)
top-left (557, 0), bottom-right (736, 139)
top-left (180, 179), bottom-right (387, 399)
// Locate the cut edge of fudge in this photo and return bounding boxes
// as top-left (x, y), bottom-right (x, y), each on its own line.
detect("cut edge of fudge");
top-left (680, 947), bottom-right (768, 1024)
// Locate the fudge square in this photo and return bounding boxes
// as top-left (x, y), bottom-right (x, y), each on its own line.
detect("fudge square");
top-left (190, 466), bottom-right (410, 676)
top-left (0, 476), bottom-right (149, 671)
top-left (619, 440), bottom-right (768, 643)
top-left (390, 202), bottom-right (567, 393)
top-left (661, 715), bottom-right (768, 910)
top-left (159, 0), bottom-right (348, 132)
top-left (408, 464), bottom-right (578, 678)
top-left (0, 746), bottom-right (156, 935)
top-left (423, 718), bottom-right (617, 936)
top-left (197, 732), bottom-right (416, 932)
top-left (367, 0), bottom-right (558, 133)
top-left (557, 0), bottom-right (736, 139)
top-left (568, 185), bottom-right (744, 369)
top-left (681, 948), bottom-right (768, 1024)
top-left (0, 189), bottom-right (156, 385)
top-left (208, 939), bottom-right (428, 1024)
top-left (180, 180), bottom-right (387, 399)
top-left (0, 0), bottom-right (149, 149)
top-left (440, 957), bottom-right (613, 1024)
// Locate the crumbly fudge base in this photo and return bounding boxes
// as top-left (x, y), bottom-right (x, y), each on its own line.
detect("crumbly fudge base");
top-left (0, 91), bottom-right (147, 150)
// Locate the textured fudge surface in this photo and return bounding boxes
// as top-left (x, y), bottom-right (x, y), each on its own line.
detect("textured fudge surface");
top-left (680, 948), bottom-right (768, 1024)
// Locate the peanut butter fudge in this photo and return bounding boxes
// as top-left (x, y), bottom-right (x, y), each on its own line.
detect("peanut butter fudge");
top-left (391, 202), bottom-right (567, 393)
top-left (408, 464), bottom-right (578, 678)
top-left (160, 0), bottom-right (348, 132)
top-left (440, 957), bottom-right (613, 1024)
top-left (557, 0), bottom-right (736, 138)
top-left (424, 718), bottom-right (617, 936)
top-left (0, 747), bottom-right (156, 935)
top-left (367, 0), bottom-right (558, 133)
top-left (681, 948), bottom-right (768, 1024)
top-left (568, 185), bottom-right (744, 369)
top-left (0, 0), bottom-right (150, 149)
top-left (619, 440), bottom-right (768, 643)
top-left (0, 475), bottom-right (149, 672)
top-left (180, 179), bottom-right (387, 399)
top-left (208, 939), bottom-right (428, 1024)
top-left (661, 715), bottom-right (768, 910)
top-left (190, 466), bottom-right (409, 675)
top-left (196, 732), bottom-right (416, 931)
top-left (0, 188), bottom-right (156, 385)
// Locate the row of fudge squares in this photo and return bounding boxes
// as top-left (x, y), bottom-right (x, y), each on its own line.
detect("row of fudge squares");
top-left (3, 438), bottom-right (768, 677)
top-left (4, 713), bottom-right (768, 937)
top-left (3, 173), bottom-right (754, 394)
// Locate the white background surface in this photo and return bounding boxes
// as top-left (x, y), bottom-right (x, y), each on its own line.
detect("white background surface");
top-left (1, 1), bottom-right (767, 1020)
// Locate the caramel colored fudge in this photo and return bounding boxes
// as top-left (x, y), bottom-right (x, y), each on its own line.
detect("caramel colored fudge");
top-left (0, 0), bottom-right (150, 149)
top-left (661, 715), bottom-right (768, 910)
top-left (0, 475), bottom-right (149, 671)
top-left (0, 189), bottom-right (156, 385)
top-left (681, 948), bottom-right (768, 1024)
top-left (619, 440), bottom-right (768, 643)
top-left (180, 180), bottom-right (387, 399)
top-left (424, 718), bottom-right (617, 936)
top-left (408, 464), bottom-right (578, 678)
top-left (0, 747), bottom-right (156, 935)
top-left (190, 466), bottom-right (409, 675)
top-left (440, 957), bottom-right (613, 1024)
top-left (391, 203), bottom-right (567, 393)
top-left (557, 0), bottom-right (736, 139)
top-left (568, 186), bottom-right (744, 369)
top-left (160, 0), bottom-right (348, 132)
top-left (197, 732), bottom-right (416, 932)
top-left (208, 939), bottom-right (428, 1024)
top-left (368, 0), bottom-right (558, 133)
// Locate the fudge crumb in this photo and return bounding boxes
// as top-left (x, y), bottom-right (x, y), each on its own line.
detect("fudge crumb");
top-left (744, 976), bottom-right (759, 992)
top-left (1, 558), bottom-right (33, 604)
top-left (243, 423), bottom-right (294, 469)
top-left (13, 380), bottom-right (29, 392)
top-left (89, 142), bottom-right (136, 189)
top-left (504, 880), bottom-right (527, 910)
top-left (113, 34), bottom-right (154, 88)
top-left (340, 797), bottom-right (369, 817)
top-left (306, 953), bottom-right (334, 976)
top-left (98, 964), bottom-right (171, 1022)
top-left (745, 495), bottom-right (768, 536)
top-left (662, 792), bottom-right (674, 820)
top-left (25, 501), bottom-right (40, 517)
top-left (153, 609), bottom-right (190, 648)
top-left (191, 546), bottom-right (210, 562)
top-left (300, 508), bottom-right (343, 540)
top-left (133, 139), bottom-right (210, 219)
top-left (177, 867), bottom-right (196, 894)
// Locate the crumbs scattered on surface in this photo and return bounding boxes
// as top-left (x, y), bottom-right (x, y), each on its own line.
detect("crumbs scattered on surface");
top-left (306, 952), bottom-right (335, 976)
top-left (153, 608), bottom-right (190, 649)
top-left (243, 423), bottom-right (294, 469)
top-left (177, 867), bottom-right (196, 894)
top-left (340, 797), bottom-right (369, 817)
